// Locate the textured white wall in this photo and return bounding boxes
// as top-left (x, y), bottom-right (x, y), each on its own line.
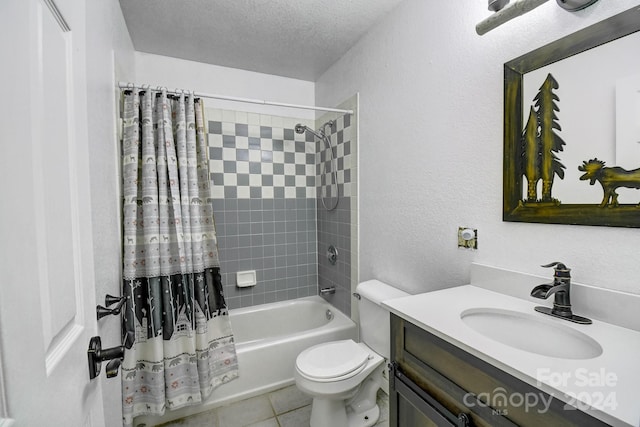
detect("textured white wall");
top-left (134, 52), bottom-right (316, 120)
top-left (85, 1), bottom-right (135, 425)
top-left (316, 0), bottom-right (640, 295)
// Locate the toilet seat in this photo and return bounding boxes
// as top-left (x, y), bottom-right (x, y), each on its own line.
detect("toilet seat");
top-left (296, 340), bottom-right (371, 382)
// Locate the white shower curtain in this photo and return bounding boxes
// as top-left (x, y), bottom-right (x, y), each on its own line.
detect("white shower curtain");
top-left (120, 90), bottom-right (238, 426)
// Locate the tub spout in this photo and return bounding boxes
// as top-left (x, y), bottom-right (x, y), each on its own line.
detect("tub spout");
top-left (320, 287), bottom-right (335, 296)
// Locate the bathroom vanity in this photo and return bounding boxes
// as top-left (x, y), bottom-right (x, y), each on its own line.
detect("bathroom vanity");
top-left (383, 265), bottom-right (640, 427)
top-left (389, 314), bottom-right (607, 426)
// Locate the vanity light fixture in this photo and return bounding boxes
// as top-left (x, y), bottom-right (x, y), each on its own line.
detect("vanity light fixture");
top-left (477, 0), bottom-right (600, 35)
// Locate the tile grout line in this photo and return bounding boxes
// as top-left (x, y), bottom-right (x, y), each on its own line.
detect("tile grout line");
top-left (265, 393), bottom-right (280, 426)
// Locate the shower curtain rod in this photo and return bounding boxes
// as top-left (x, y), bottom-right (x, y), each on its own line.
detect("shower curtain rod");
top-left (117, 81), bottom-right (353, 115)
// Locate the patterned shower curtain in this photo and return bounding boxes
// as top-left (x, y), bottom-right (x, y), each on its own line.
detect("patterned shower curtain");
top-left (120, 90), bottom-right (238, 426)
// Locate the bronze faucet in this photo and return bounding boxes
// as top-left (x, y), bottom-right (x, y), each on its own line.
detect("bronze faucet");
top-left (530, 262), bottom-right (592, 325)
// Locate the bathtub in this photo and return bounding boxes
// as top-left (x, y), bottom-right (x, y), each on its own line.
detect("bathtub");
top-left (133, 296), bottom-right (356, 426)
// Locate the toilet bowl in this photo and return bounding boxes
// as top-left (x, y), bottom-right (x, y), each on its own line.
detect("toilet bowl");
top-left (294, 280), bottom-right (408, 427)
top-left (295, 340), bottom-right (384, 427)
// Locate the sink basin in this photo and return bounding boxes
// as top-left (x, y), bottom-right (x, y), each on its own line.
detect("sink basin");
top-left (460, 308), bottom-right (603, 359)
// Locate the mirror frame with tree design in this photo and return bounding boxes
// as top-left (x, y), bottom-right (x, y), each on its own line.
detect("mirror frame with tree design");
top-left (503, 6), bottom-right (640, 227)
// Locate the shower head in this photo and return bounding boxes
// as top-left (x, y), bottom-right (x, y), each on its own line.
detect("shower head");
top-left (295, 123), bottom-right (324, 140)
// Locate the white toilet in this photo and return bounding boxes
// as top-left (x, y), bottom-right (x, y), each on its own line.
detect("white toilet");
top-left (295, 280), bottom-right (408, 427)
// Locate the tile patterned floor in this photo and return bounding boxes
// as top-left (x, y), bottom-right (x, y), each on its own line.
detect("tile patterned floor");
top-left (157, 384), bottom-right (389, 427)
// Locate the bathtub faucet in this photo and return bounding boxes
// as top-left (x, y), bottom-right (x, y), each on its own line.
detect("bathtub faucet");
top-left (320, 286), bottom-right (336, 296)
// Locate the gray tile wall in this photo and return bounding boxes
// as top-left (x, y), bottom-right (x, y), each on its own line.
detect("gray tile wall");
top-left (315, 113), bottom-right (356, 316)
top-left (207, 110), bottom-right (318, 309)
top-left (212, 197), bottom-right (317, 309)
top-left (206, 107), bottom-right (357, 316)
top-left (317, 198), bottom-right (352, 315)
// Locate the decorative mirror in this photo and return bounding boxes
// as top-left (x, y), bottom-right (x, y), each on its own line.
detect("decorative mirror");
top-left (503, 6), bottom-right (640, 227)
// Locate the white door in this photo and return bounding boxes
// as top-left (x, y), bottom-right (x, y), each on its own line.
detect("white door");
top-left (0, 0), bottom-right (107, 425)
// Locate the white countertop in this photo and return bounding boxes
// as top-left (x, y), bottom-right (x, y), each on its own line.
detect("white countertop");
top-left (383, 285), bottom-right (640, 427)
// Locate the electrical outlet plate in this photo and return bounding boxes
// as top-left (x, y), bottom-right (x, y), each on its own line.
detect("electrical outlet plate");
top-left (458, 227), bottom-right (478, 249)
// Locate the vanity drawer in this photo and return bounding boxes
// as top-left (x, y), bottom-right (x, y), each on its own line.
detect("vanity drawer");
top-left (390, 314), bottom-right (609, 427)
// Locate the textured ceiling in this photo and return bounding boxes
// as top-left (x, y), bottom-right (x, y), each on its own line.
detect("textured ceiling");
top-left (119, 0), bottom-right (405, 81)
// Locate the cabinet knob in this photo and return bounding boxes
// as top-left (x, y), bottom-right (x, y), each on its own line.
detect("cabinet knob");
top-left (457, 413), bottom-right (470, 427)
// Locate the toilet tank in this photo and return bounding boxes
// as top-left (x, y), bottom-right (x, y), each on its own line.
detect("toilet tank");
top-left (357, 280), bottom-right (409, 359)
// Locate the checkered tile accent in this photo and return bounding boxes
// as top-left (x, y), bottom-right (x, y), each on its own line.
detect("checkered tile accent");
top-left (205, 108), bottom-right (322, 310)
top-left (203, 106), bottom-right (357, 313)
top-left (208, 119), bottom-right (316, 199)
top-left (314, 109), bottom-right (356, 317)
top-left (316, 113), bottom-right (354, 199)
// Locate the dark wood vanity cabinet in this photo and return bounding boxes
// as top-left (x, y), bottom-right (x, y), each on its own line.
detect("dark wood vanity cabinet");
top-left (389, 314), bottom-right (609, 427)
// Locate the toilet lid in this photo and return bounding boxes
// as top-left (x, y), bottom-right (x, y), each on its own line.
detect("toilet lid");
top-left (296, 340), bottom-right (370, 380)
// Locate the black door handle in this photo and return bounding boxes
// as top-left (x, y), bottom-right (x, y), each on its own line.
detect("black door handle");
top-left (87, 332), bottom-right (133, 379)
top-left (87, 336), bottom-right (124, 379)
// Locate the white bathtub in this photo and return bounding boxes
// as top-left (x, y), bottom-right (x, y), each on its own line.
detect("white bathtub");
top-left (133, 296), bottom-right (356, 426)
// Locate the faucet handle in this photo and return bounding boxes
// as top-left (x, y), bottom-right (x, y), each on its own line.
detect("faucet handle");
top-left (541, 261), bottom-right (566, 269)
top-left (541, 262), bottom-right (571, 279)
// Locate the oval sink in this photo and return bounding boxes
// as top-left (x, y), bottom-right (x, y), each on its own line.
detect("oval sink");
top-left (460, 308), bottom-right (602, 359)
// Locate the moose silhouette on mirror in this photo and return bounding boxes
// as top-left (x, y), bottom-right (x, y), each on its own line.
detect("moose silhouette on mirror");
top-left (503, 8), bottom-right (640, 227)
top-left (578, 158), bottom-right (640, 207)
